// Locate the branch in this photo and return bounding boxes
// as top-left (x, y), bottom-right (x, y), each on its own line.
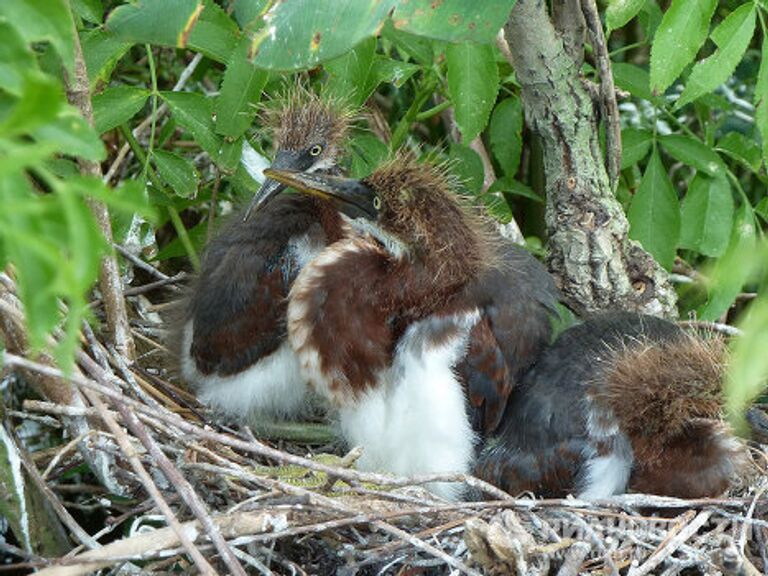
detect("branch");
top-left (33, 510), bottom-right (284, 576)
top-left (581, 0), bottom-right (622, 190)
top-left (0, 280), bottom-right (129, 495)
top-left (64, 24), bottom-right (135, 360)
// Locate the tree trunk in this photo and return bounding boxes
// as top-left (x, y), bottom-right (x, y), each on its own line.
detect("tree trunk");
top-left (504, 0), bottom-right (677, 318)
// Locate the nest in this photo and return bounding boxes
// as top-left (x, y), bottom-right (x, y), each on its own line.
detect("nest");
top-left (1, 266), bottom-right (767, 576)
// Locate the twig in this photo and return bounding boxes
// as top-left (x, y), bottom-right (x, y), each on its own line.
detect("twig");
top-left (556, 541), bottom-right (592, 576)
top-left (75, 370), bottom-right (217, 575)
top-left (65, 23), bottom-right (134, 360)
top-left (678, 320), bottom-right (743, 337)
top-left (113, 244), bottom-right (170, 281)
top-left (580, 0), bottom-right (621, 190)
top-left (628, 510), bottom-right (713, 576)
top-left (105, 367), bottom-right (248, 576)
top-left (13, 428), bottom-right (100, 550)
top-left (103, 53), bottom-right (203, 183)
top-left (33, 510), bottom-right (284, 576)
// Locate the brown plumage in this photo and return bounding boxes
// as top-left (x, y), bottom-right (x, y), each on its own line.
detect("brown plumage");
top-left (264, 84), bottom-right (353, 158)
top-left (264, 157), bottom-right (559, 499)
top-left (475, 311), bottom-right (747, 500)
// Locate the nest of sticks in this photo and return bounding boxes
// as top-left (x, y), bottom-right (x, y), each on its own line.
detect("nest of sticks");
top-left (1, 263), bottom-right (767, 576)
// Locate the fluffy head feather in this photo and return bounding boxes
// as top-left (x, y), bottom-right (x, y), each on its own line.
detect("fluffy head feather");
top-left (262, 83), bottom-right (355, 152)
top-left (595, 334), bottom-right (727, 443)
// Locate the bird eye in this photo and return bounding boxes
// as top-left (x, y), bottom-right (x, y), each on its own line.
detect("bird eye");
top-left (373, 196), bottom-right (382, 211)
top-left (309, 144), bottom-right (323, 156)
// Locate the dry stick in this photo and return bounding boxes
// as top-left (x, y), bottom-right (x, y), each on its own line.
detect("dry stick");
top-left (103, 53), bottom-right (204, 184)
top-left (13, 350), bottom-right (512, 499)
top-left (33, 511), bottom-right (282, 576)
top-left (580, 0), bottom-right (621, 190)
top-left (0, 290), bottom-right (127, 495)
top-left (678, 320), bottom-right (743, 337)
top-left (556, 541), bottom-right (592, 576)
top-left (11, 429), bottom-right (100, 550)
top-left (10, 357), bottom-right (757, 512)
top-left (113, 244), bottom-right (170, 281)
top-left (103, 377), bottom-right (248, 576)
top-left (76, 380), bottom-right (217, 576)
top-left (189, 461), bottom-right (483, 576)
top-left (628, 510), bottom-right (714, 576)
top-left (65, 31), bottom-right (135, 360)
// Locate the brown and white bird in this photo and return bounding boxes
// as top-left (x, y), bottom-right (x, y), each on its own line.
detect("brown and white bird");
top-left (179, 90), bottom-right (353, 420)
top-left (265, 157), bottom-right (558, 498)
top-left (474, 311), bottom-right (747, 499)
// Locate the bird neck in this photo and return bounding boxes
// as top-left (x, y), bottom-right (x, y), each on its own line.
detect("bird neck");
top-left (312, 196), bottom-right (345, 244)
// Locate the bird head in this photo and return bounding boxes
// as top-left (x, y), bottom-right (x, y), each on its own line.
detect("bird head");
top-left (264, 155), bottom-right (490, 284)
top-left (244, 88), bottom-right (354, 219)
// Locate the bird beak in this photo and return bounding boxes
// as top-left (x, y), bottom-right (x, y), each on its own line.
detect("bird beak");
top-left (262, 169), bottom-right (378, 220)
top-left (243, 150), bottom-right (304, 221)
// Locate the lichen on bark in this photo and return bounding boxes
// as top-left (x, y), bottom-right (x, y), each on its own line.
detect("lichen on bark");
top-left (503, 0), bottom-right (677, 318)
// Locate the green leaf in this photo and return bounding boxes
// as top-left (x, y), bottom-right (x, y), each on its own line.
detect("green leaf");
top-left (370, 56), bottom-right (420, 89)
top-left (698, 202), bottom-right (757, 320)
top-left (70, 178), bottom-right (155, 220)
top-left (716, 132), bottom-right (762, 172)
top-left (160, 91), bottom-right (221, 159)
top-left (250, 0), bottom-right (397, 71)
top-left (93, 86), bottom-right (149, 134)
top-left (448, 143), bottom-right (484, 194)
top-left (381, 20), bottom-right (433, 65)
top-left (627, 148), bottom-right (680, 269)
top-left (676, 4), bottom-right (756, 108)
top-left (488, 177), bottom-right (543, 203)
top-left (756, 197), bottom-right (768, 225)
top-left (621, 128), bottom-right (653, 169)
top-left (659, 134), bottom-right (725, 177)
top-left (81, 29), bottom-right (132, 87)
top-left (233, 0), bottom-right (270, 30)
top-left (0, 20), bottom-right (38, 96)
top-left (446, 42), bottom-right (499, 142)
top-left (71, 0), bottom-right (104, 24)
top-left (488, 97), bottom-right (523, 177)
top-left (216, 37), bottom-right (269, 138)
top-left (392, 0), bottom-right (517, 43)
top-left (324, 37), bottom-right (377, 106)
top-left (649, 0), bottom-right (716, 93)
top-left (107, 0), bottom-right (238, 63)
top-left (606, 0), bottom-right (646, 32)
top-left (727, 290), bottom-right (768, 430)
top-left (679, 174), bottom-right (733, 257)
top-left (478, 191), bottom-right (513, 223)
top-left (349, 133), bottom-right (389, 178)
top-left (0, 72), bottom-right (63, 136)
top-left (32, 110), bottom-right (106, 162)
top-left (153, 150), bottom-right (200, 198)
top-left (756, 36), bottom-right (768, 168)
top-left (612, 63), bottom-right (654, 101)
top-left (0, 0), bottom-right (75, 75)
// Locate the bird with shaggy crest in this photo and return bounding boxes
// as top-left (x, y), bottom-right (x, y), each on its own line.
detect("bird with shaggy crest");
top-left (178, 88), bottom-right (354, 421)
top-left (474, 311), bottom-right (747, 499)
top-left (264, 155), bottom-right (558, 499)
top-left (180, 88), bottom-right (558, 445)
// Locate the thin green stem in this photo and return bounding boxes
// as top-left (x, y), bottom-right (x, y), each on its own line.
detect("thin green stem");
top-left (119, 126), bottom-right (200, 269)
top-left (390, 74), bottom-right (439, 150)
top-left (414, 100), bottom-right (451, 122)
top-left (168, 205), bottom-right (200, 270)
top-left (143, 45), bottom-right (159, 181)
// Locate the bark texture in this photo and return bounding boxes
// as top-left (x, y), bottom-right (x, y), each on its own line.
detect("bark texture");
top-left (65, 26), bottom-right (136, 359)
top-left (504, 0), bottom-right (677, 317)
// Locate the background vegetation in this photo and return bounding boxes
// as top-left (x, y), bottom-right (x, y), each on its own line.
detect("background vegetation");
top-left (1, 0), bottom-right (767, 570)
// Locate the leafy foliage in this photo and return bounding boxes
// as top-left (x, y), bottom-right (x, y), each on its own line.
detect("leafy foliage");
top-left (0, 0), bottom-right (766, 425)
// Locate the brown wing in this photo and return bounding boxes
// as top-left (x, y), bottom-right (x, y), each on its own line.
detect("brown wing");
top-left (188, 195), bottom-right (319, 376)
top-left (457, 316), bottom-right (513, 438)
